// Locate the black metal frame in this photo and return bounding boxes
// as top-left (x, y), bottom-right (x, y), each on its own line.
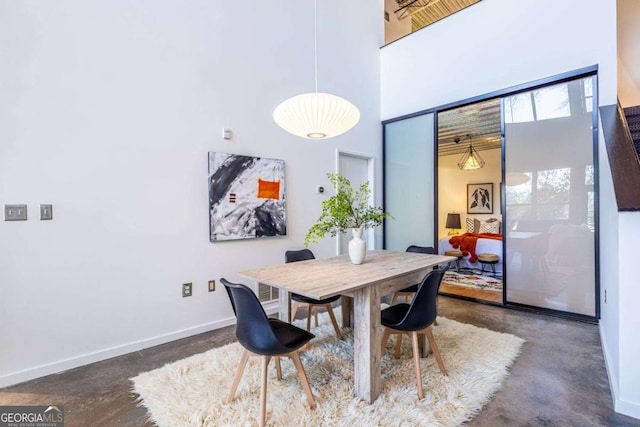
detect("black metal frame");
top-left (382, 65), bottom-right (600, 322)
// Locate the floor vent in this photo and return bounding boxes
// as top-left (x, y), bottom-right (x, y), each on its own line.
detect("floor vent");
top-left (258, 283), bottom-right (279, 302)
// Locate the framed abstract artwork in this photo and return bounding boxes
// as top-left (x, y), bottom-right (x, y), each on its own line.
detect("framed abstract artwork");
top-left (208, 152), bottom-right (287, 241)
top-left (467, 183), bottom-right (493, 214)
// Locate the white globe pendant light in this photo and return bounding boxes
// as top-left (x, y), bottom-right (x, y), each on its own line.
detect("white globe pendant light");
top-left (273, 0), bottom-right (360, 140)
top-left (273, 92), bottom-right (360, 139)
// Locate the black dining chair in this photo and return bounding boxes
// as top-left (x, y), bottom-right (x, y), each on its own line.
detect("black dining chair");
top-left (222, 278), bottom-right (316, 427)
top-left (285, 249), bottom-right (343, 340)
top-left (380, 268), bottom-right (449, 400)
top-left (389, 245), bottom-right (441, 358)
top-left (390, 245), bottom-right (436, 305)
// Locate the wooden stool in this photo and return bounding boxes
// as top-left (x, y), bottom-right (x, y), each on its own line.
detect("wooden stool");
top-left (444, 250), bottom-right (463, 272)
top-left (478, 253), bottom-right (499, 275)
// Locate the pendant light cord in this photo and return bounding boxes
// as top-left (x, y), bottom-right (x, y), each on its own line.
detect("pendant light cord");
top-left (314, 0), bottom-right (318, 93)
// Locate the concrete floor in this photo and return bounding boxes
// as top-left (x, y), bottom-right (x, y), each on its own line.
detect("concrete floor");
top-left (1, 297), bottom-right (639, 427)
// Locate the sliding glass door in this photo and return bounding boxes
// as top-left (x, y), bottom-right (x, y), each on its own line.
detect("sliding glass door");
top-left (503, 76), bottom-right (597, 317)
top-left (384, 113), bottom-right (435, 250)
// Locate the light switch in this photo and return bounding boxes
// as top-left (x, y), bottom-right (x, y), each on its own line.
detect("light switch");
top-left (4, 204), bottom-right (27, 221)
top-left (40, 204), bottom-right (53, 220)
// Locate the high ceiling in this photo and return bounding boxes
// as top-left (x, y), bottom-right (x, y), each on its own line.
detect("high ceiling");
top-left (394, 0), bottom-right (481, 32)
top-left (387, 0), bottom-right (498, 157)
top-left (617, 0), bottom-right (640, 107)
top-left (437, 98), bottom-right (501, 156)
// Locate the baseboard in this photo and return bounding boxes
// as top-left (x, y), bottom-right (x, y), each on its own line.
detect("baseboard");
top-left (599, 324), bottom-right (640, 420)
top-left (599, 323), bottom-right (620, 408)
top-left (615, 399), bottom-right (640, 420)
top-left (0, 316), bottom-right (237, 389)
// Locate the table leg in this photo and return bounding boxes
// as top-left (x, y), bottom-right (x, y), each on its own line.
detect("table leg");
top-left (353, 286), bottom-right (381, 403)
top-left (278, 288), bottom-right (291, 322)
top-left (341, 296), bottom-right (353, 328)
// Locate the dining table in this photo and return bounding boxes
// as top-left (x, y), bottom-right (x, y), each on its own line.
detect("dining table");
top-left (238, 249), bottom-right (455, 403)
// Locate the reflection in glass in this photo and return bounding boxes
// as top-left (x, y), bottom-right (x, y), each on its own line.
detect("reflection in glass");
top-left (504, 76), bottom-right (596, 317)
top-left (505, 93), bottom-right (535, 123)
top-left (583, 78), bottom-right (593, 112)
top-left (585, 165), bottom-right (594, 185)
top-left (533, 84), bottom-right (571, 120)
top-left (505, 83), bottom-right (574, 123)
top-left (505, 174), bottom-right (532, 204)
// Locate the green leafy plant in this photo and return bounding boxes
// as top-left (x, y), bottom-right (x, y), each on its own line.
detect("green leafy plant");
top-left (304, 173), bottom-right (392, 246)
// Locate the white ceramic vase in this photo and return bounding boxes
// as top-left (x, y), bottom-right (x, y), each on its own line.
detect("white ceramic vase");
top-left (348, 227), bottom-right (366, 265)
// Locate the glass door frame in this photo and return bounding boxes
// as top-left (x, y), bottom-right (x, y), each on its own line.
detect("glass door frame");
top-left (382, 64), bottom-right (600, 322)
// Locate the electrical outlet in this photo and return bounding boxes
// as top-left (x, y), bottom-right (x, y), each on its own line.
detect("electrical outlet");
top-left (182, 282), bottom-right (192, 297)
top-left (208, 280), bottom-right (215, 292)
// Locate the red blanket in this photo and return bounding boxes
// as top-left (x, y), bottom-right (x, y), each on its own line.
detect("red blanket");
top-left (449, 233), bottom-right (502, 263)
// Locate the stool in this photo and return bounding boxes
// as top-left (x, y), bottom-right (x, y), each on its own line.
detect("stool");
top-left (478, 253), bottom-right (499, 276)
top-left (444, 250), bottom-right (463, 272)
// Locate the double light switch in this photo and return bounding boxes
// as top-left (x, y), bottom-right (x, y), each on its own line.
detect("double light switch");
top-left (4, 204), bottom-right (53, 221)
top-left (4, 204), bottom-right (27, 221)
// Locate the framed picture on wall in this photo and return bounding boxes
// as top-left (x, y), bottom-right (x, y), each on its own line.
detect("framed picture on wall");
top-left (208, 152), bottom-right (287, 241)
top-left (467, 183), bottom-right (493, 214)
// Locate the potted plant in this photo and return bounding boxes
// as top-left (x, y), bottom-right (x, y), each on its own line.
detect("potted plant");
top-left (304, 172), bottom-right (392, 264)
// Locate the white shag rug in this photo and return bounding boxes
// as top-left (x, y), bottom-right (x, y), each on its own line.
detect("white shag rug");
top-left (132, 311), bottom-right (524, 427)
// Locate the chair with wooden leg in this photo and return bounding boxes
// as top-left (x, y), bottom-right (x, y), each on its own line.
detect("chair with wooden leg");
top-left (222, 278), bottom-right (316, 427)
top-left (285, 249), bottom-right (343, 340)
top-left (380, 268), bottom-right (449, 400)
top-left (390, 245), bottom-right (440, 345)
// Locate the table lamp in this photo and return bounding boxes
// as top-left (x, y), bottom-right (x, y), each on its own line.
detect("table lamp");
top-left (446, 213), bottom-right (461, 235)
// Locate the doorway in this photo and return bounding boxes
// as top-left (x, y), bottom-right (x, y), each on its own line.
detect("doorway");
top-left (436, 98), bottom-right (504, 304)
top-left (337, 150), bottom-right (375, 255)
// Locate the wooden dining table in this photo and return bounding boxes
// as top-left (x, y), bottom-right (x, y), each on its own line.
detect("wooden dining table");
top-left (238, 249), bottom-right (455, 403)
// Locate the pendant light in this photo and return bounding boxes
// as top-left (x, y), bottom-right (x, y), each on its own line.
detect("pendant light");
top-left (457, 134), bottom-right (485, 170)
top-left (273, 0), bottom-right (360, 140)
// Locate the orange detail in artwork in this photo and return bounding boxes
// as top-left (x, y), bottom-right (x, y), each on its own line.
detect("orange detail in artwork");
top-left (257, 179), bottom-right (281, 200)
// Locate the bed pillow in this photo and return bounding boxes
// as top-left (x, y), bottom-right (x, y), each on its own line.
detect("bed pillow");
top-left (465, 218), bottom-right (475, 233)
top-left (473, 218), bottom-right (502, 234)
top-left (480, 221), bottom-right (501, 234)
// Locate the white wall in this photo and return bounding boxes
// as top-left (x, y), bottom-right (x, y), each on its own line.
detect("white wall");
top-left (438, 149), bottom-right (502, 238)
top-left (381, 0), bottom-right (640, 419)
top-left (381, 0), bottom-right (617, 120)
top-left (598, 123), bottom-right (620, 403)
top-left (617, 211), bottom-right (640, 416)
top-left (0, 0), bottom-right (383, 386)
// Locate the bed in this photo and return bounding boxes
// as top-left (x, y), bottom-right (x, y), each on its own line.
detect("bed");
top-left (438, 233), bottom-right (503, 273)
